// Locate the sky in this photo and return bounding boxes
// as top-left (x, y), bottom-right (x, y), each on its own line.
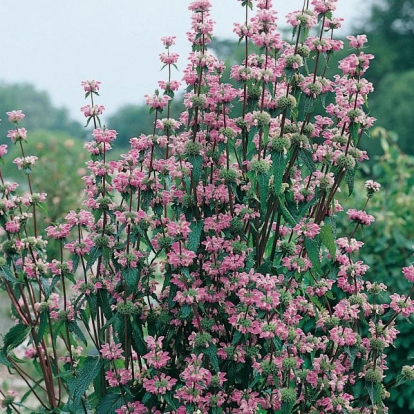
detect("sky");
top-left (0, 0), bottom-right (371, 122)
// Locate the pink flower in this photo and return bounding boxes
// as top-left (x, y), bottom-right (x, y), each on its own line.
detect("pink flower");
top-left (13, 156), bottom-right (38, 171)
top-left (115, 402), bottom-right (147, 414)
top-left (92, 128), bottom-right (117, 143)
top-left (347, 209), bottom-right (375, 226)
top-left (105, 368), bottom-right (132, 387)
top-left (144, 93), bottom-right (171, 110)
top-left (167, 242), bottom-right (196, 268)
top-left (293, 219), bottom-right (320, 239)
top-left (45, 223), bottom-right (72, 239)
top-left (65, 210), bottom-right (94, 227)
top-left (80, 104), bottom-right (105, 117)
top-left (7, 110), bottom-right (25, 123)
top-left (158, 80), bottom-right (181, 91)
top-left (5, 220), bottom-right (20, 233)
top-left (143, 373), bottom-right (177, 395)
top-left (0, 144), bottom-right (8, 157)
top-left (7, 128), bottom-right (27, 143)
top-left (159, 52), bottom-right (179, 65)
top-left (100, 342), bottom-right (124, 360)
top-left (311, 0), bottom-right (337, 14)
top-left (161, 36), bottom-right (176, 47)
top-left (403, 265), bottom-right (414, 283)
top-left (347, 34), bottom-right (368, 49)
top-left (390, 293), bottom-right (414, 317)
top-left (81, 79), bottom-right (101, 92)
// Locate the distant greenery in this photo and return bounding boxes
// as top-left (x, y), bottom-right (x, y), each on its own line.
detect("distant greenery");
top-left (0, 82), bottom-right (84, 144)
top-left (338, 128), bottom-right (414, 412)
top-left (354, 0), bottom-right (414, 155)
top-left (2, 130), bottom-right (86, 256)
top-left (107, 101), bottom-right (185, 149)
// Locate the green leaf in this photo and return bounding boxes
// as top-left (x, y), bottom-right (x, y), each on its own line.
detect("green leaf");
top-left (304, 238), bottom-right (322, 276)
top-left (70, 356), bottom-right (103, 410)
top-left (277, 195), bottom-right (298, 226)
top-left (258, 173), bottom-right (270, 214)
top-left (164, 393), bottom-right (179, 410)
top-left (131, 319), bottom-right (148, 355)
top-left (345, 166), bottom-right (357, 196)
top-left (96, 392), bottom-right (124, 414)
top-left (0, 350), bottom-right (13, 367)
top-left (201, 344), bottom-right (219, 373)
top-left (281, 401), bottom-right (294, 414)
top-left (189, 154), bottom-right (203, 185)
top-left (307, 293), bottom-right (324, 312)
top-left (179, 304), bottom-right (192, 320)
top-left (86, 246), bottom-right (103, 270)
top-left (97, 289), bottom-right (113, 320)
top-left (320, 224), bottom-right (336, 258)
top-left (2, 323), bottom-right (30, 353)
top-left (298, 148), bottom-right (316, 173)
top-left (67, 321), bottom-right (87, 346)
top-left (122, 267), bottom-right (139, 289)
top-left (365, 381), bottom-right (382, 406)
top-left (271, 152), bottom-right (287, 195)
top-left (36, 312), bottom-right (48, 346)
top-left (0, 265), bottom-right (21, 284)
top-left (344, 345), bottom-right (358, 369)
top-left (304, 96), bottom-right (316, 114)
top-left (349, 122), bottom-right (360, 145)
top-left (394, 374), bottom-right (407, 388)
top-left (188, 219), bottom-right (203, 252)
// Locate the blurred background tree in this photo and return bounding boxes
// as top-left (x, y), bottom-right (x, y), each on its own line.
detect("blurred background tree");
top-left (0, 82), bottom-right (84, 143)
top-left (337, 128), bottom-right (414, 411)
top-left (354, 0), bottom-right (414, 155)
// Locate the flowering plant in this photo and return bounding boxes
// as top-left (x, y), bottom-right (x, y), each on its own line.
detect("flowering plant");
top-left (1, 1), bottom-right (414, 413)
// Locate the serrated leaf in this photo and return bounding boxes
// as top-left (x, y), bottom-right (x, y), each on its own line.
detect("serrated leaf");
top-left (0, 350), bottom-right (13, 367)
top-left (258, 173), bottom-right (270, 214)
top-left (304, 238), bottom-right (322, 276)
top-left (96, 392), bottom-right (124, 414)
top-left (131, 319), bottom-right (147, 355)
top-left (201, 344), bottom-right (219, 373)
top-left (345, 166), bottom-right (357, 196)
top-left (393, 374), bottom-right (407, 388)
top-left (281, 401), bottom-right (294, 414)
top-left (298, 148), bottom-right (316, 173)
top-left (344, 345), bottom-right (358, 369)
top-left (2, 323), bottom-right (30, 353)
top-left (36, 312), bottom-right (48, 346)
top-left (86, 246), bottom-right (103, 270)
top-left (122, 267), bottom-right (139, 289)
top-left (232, 330), bottom-right (242, 345)
top-left (304, 96), bottom-right (316, 114)
top-left (70, 356), bottom-right (103, 410)
top-left (0, 265), bottom-right (21, 284)
top-left (188, 220), bottom-right (203, 252)
top-left (271, 151), bottom-right (286, 195)
top-left (97, 289), bottom-right (113, 320)
top-left (164, 393), bottom-right (179, 410)
top-left (349, 122), bottom-right (360, 145)
top-left (365, 381), bottom-right (382, 406)
top-left (189, 154), bottom-right (203, 185)
top-left (320, 224), bottom-right (336, 258)
top-left (277, 195), bottom-right (298, 226)
top-left (179, 304), bottom-right (192, 320)
top-left (307, 293), bottom-right (324, 312)
top-left (67, 321), bottom-right (87, 346)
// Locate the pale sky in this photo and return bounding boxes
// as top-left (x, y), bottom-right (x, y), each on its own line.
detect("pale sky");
top-left (0, 0), bottom-right (371, 121)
